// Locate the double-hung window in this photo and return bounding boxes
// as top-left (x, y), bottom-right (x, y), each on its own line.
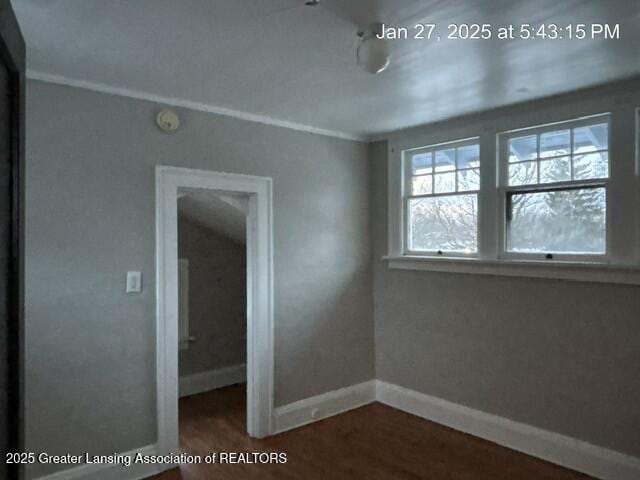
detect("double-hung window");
top-left (393, 109), bottom-right (638, 283)
top-left (404, 139), bottom-right (480, 255)
top-left (499, 115), bottom-right (610, 260)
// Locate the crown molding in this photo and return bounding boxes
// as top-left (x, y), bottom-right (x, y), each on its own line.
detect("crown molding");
top-left (26, 69), bottom-right (367, 142)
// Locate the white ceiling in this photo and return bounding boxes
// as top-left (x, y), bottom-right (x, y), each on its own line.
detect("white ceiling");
top-left (13, 0), bottom-right (640, 139)
top-left (178, 189), bottom-right (248, 244)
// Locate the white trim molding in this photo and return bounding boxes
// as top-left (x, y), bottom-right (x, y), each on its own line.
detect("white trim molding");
top-left (179, 364), bottom-right (246, 398)
top-left (156, 166), bottom-right (275, 457)
top-left (384, 255), bottom-right (640, 285)
top-left (271, 379), bottom-right (640, 479)
top-left (273, 381), bottom-right (376, 434)
top-left (375, 381), bottom-right (640, 480)
top-left (40, 378), bottom-right (634, 480)
top-left (387, 96), bottom-right (640, 273)
top-left (27, 70), bottom-right (365, 142)
top-left (33, 444), bottom-right (166, 480)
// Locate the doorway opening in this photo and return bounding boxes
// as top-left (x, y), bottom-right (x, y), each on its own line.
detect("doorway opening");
top-left (155, 166), bottom-right (274, 459)
top-left (177, 187), bottom-right (249, 453)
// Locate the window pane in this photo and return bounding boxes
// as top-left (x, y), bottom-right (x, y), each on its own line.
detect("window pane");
top-left (573, 123), bottom-right (608, 153)
top-left (412, 174), bottom-right (432, 195)
top-left (457, 144), bottom-right (480, 169)
top-left (539, 156), bottom-right (570, 184)
top-left (509, 161), bottom-right (537, 186)
top-left (540, 129), bottom-right (570, 158)
top-left (573, 151), bottom-right (608, 179)
top-left (507, 187), bottom-right (606, 254)
top-left (434, 149), bottom-right (455, 172)
top-left (412, 152), bottom-right (432, 175)
top-left (457, 168), bottom-right (480, 192)
top-left (509, 135), bottom-right (537, 162)
top-left (409, 195), bottom-right (478, 252)
top-left (434, 172), bottom-right (455, 193)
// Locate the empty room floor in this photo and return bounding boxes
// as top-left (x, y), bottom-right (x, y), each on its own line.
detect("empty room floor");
top-left (151, 385), bottom-right (592, 480)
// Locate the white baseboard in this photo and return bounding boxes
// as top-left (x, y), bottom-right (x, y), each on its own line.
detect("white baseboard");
top-left (375, 380), bottom-right (640, 480)
top-left (34, 379), bottom-right (640, 480)
top-left (179, 364), bottom-right (246, 397)
top-left (273, 380), bottom-right (376, 434)
top-left (33, 444), bottom-right (170, 480)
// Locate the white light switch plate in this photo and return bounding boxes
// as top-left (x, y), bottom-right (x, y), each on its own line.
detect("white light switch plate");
top-left (126, 271), bottom-right (142, 293)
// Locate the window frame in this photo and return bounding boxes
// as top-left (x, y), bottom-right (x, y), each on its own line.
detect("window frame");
top-left (497, 114), bottom-right (612, 263)
top-left (402, 137), bottom-right (481, 258)
top-left (387, 97), bottom-right (640, 285)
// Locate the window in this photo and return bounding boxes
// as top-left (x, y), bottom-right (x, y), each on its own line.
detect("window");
top-left (501, 116), bottom-right (609, 259)
top-left (390, 109), bottom-right (639, 283)
top-left (404, 139), bottom-right (480, 254)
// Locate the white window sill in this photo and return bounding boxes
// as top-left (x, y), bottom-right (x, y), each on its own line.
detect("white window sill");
top-left (383, 255), bottom-right (640, 285)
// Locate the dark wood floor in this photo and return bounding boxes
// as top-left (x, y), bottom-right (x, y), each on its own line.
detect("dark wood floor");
top-left (151, 384), bottom-right (592, 480)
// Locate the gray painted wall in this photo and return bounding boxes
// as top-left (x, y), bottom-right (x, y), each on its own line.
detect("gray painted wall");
top-left (178, 215), bottom-right (246, 377)
top-left (25, 72), bottom-right (640, 479)
top-left (371, 81), bottom-right (640, 458)
top-left (25, 79), bottom-right (374, 477)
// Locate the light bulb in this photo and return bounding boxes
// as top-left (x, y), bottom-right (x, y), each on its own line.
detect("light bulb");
top-left (357, 24), bottom-right (390, 74)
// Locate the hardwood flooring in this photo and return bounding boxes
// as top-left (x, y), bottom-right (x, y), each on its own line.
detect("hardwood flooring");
top-left (151, 383), bottom-right (592, 480)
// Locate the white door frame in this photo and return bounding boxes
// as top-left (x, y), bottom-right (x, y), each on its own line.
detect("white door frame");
top-left (155, 165), bottom-right (274, 455)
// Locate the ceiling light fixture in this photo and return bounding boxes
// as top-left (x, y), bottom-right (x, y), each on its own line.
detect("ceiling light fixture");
top-left (357, 23), bottom-right (390, 74)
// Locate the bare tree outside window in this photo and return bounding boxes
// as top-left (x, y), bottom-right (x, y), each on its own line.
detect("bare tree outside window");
top-left (404, 119), bottom-right (608, 258)
top-left (406, 141), bottom-right (480, 253)
top-left (505, 120), bottom-right (608, 255)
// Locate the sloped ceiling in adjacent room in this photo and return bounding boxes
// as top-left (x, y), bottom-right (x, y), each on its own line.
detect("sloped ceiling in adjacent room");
top-left (178, 189), bottom-right (248, 244)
